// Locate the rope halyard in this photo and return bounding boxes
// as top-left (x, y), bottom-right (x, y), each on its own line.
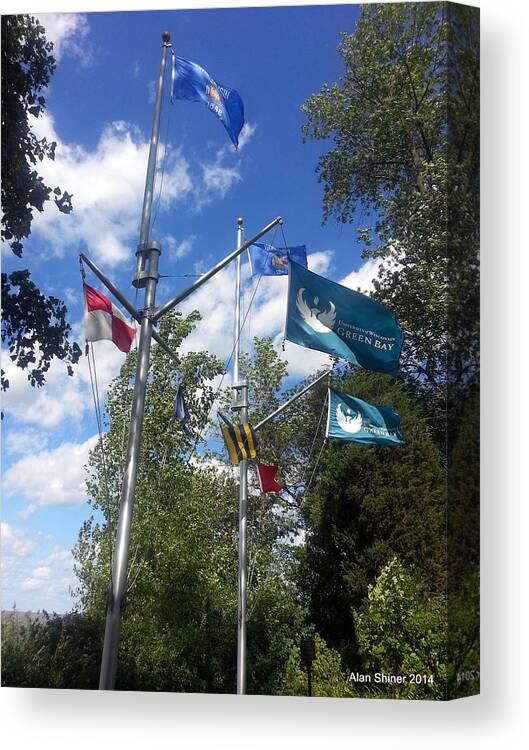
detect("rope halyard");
top-left (80, 257), bottom-right (118, 586)
top-left (303, 389), bottom-right (329, 497)
top-left (305, 437), bottom-right (327, 500)
top-left (150, 61), bottom-right (173, 235)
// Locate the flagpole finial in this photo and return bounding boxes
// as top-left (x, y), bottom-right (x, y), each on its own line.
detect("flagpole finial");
top-left (237, 217), bottom-right (243, 227)
top-left (162, 31), bottom-right (171, 43)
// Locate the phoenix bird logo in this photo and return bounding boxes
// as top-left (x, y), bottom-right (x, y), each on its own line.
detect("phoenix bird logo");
top-left (336, 403), bottom-right (363, 433)
top-left (296, 288), bottom-right (336, 333)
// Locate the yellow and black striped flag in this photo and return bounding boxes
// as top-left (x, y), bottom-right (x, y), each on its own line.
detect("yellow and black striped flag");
top-left (221, 420), bottom-right (259, 465)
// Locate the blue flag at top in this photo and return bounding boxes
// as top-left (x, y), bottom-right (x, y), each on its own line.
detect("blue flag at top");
top-left (172, 56), bottom-right (245, 148)
top-left (248, 243), bottom-right (308, 276)
top-left (285, 261), bottom-right (404, 376)
top-left (326, 388), bottom-right (404, 446)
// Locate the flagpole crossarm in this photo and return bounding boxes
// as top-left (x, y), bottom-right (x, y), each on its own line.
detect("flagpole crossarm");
top-left (254, 369), bottom-right (331, 431)
top-left (151, 216), bottom-right (283, 324)
top-left (79, 252), bottom-right (140, 323)
top-left (79, 251), bottom-right (179, 365)
top-left (150, 331), bottom-right (180, 365)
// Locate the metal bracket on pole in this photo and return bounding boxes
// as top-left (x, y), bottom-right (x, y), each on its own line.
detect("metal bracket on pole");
top-left (79, 251), bottom-right (180, 365)
top-left (133, 241), bottom-right (161, 289)
top-left (232, 380), bottom-right (248, 410)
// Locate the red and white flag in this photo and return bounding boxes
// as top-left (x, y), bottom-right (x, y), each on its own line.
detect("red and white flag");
top-left (83, 284), bottom-right (136, 353)
top-left (256, 463), bottom-right (283, 494)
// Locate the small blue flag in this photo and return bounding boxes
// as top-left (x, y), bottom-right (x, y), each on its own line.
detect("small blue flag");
top-left (172, 56), bottom-right (244, 148)
top-left (248, 243), bottom-right (308, 276)
top-left (326, 388), bottom-right (404, 446)
top-left (174, 384), bottom-right (192, 436)
top-left (285, 261), bottom-right (403, 376)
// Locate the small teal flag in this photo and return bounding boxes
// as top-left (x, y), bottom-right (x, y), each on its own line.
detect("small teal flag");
top-left (326, 388), bottom-right (404, 446)
top-left (172, 56), bottom-right (244, 148)
top-left (285, 261), bottom-right (403, 376)
top-left (248, 243), bottom-right (307, 276)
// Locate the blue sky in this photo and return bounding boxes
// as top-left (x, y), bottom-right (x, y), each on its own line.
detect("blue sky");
top-left (2, 3), bottom-right (384, 613)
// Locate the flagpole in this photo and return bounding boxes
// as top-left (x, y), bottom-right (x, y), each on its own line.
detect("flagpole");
top-left (98, 32), bottom-right (171, 691)
top-left (233, 217), bottom-right (249, 695)
top-left (254, 369), bottom-right (331, 431)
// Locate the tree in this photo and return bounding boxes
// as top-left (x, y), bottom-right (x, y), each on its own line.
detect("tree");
top-left (281, 634), bottom-right (357, 698)
top-left (301, 3), bottom-right (479, 415)
top-left (74, 318), bottom-right (304, 693)
top-left (355, 557), bottom-right (447, 700)
top-left (1, 610), bottom-right (102, 689)
top-left (1, 15), bottom-right (79, 390)
top-left (299, 367), bottom-right (446, 666)
top-left (300, 3), bottom-right (480, 697)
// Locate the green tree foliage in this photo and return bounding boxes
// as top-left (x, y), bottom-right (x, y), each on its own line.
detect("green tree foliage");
top-left (2, 6), bottom-right (480, 697)
top-left (355, 557), bottom-right (447, 700)
top-left (447, 392), bottom-right (479, 696)
top-left (299, 367), bottom-right (445, 664)
top-left (301, 2), bottom-right (479, 409)
top-left (1, 15), bottom-right (80, 390)
top-left (73, 317), bottom-right (304, 693)
top-left (281, 634), bottom-right (357, 698)
top-left (1, 610), bottom-right (102, 689)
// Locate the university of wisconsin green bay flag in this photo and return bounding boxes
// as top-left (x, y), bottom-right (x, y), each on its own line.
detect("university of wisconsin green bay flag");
top-left (326, 388), bottom-right (404, 446)
top-left (285, 262), bottom-right (403, 375)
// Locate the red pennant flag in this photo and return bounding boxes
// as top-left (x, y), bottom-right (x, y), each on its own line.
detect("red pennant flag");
top-left (84, 284), bottom-right (136, 353)
top-left (256, 463), bottom-right (283, 494)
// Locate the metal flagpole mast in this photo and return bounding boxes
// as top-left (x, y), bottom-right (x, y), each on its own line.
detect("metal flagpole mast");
top-left (232, 217), bottom-right (249, 695)
top-left (98, 31), bottom-right (171, 690)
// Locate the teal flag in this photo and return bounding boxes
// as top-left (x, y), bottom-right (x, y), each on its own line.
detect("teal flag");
top-left (326, 388), bottom-right (404, 446)
top-left (285, 261), bottom-right (403, 375)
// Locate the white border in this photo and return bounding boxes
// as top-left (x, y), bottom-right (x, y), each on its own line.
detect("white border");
top-left (3, 2), bottom-right (529, 750)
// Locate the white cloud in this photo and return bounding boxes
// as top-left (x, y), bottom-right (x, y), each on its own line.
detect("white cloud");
top-left (163, 233), bottom-right (197, 261)
top-left (2, 530), bottom-right (77, 612)
top-left (3, 434), bottom-right (98, 516)
top-left (1, 523), bottom-right (36, 567)
top-left (5, 428), bottom-right (49, 456)
top-left (237, 122), bottom-right (257, 151)
top-left (38, 13), bottom-right (92, 66)
top-left (201, 162), bottom-right (241, 199)
top-left (2, 336), bottom-right (124, 430)
top-left (20, 553), bottom-right (74, 595)
top-left (29, 109), bottom-right (248, 264)
top-left (339, 257), bottom-right (383, 294)
top-left (62, 287), bottom-right (78, 305)
top-left (32, 565), bottom-right (52, 580)
top-left (192, 122), bottom-right (256, 208)
top-left (46, 548), bottom-right (73, 567)
top-left (30, 113), bottom-right (193, 266)
top-left (216, 121), bottom-right (257, 159)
